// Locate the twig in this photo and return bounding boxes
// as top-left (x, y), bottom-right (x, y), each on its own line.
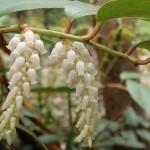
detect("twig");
top-left (0, 24), bottom-right (150, 65)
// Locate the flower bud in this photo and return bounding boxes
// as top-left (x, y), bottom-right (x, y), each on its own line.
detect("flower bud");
top-left (9, 71), bottom-right (22, 89)
top-left (48, 55), bottom-right (59, 65)
top-left (76, 61), bottom-right (85, 76)
top-left (10, 117), bottom-right (16, 131)
top-left (67, 70), bottom-right (78, 85)
top-left (81, 96), bottom-right (90, 110)
top-left (75, 134), bottom-right (83, 143)
top-left (88, 137), bottom-right (92, 147)
top-left (23, 82), bottom-right (30, 97)
top-left (54, 42), bottom-right (64, 55)
top-left (5, 130), bottom-right (12, 145)
top-left (88, 87), bottom-right (98, 100)
top-left (86, 108), bottom-right (92, 122)
top-left (0, 121), bottom-right (6, 133)
top-left (9, 50), bottom-right (19, 62)
top-left (27, 68), bottom-right (37, 84)
top-left (61, 59), bottom-right (74, 73)
top-left (2, 86), bottom-right (19, 110)
top-left (12, 57), bottom-right (25, 71)
top-left (82, 125), bottom-right (89, 138)
top-left (67, 50), bottom-right (75, 62)
top-left (5, 108), bottom-right (13, 122)
top-left (76, 82), bottom-right (84, 97)
top-left (83, 73), bottom-right (92, 87)
top-left (16, 96), bottom-right (23, 111)
top-left (15, 42), bottom-right (27, 55)
top-left (35, 40), bottom-right (47, 54)
top-left (73, 42), bottom-right (91, 61)
top-left (30, 54), bottom-right (41, 69)
top-left (24, 30), bottom-right (34, 44)
top-left (76, 112), bottom-right (86, 128)
top-left (86, 63), bottom-right (97, 76)
top-left (6, 37), bottom-right (20, 51)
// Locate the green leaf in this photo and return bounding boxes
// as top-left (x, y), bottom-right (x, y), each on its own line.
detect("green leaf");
top-left (17, 124), bottom-right (48, 150)
top-left (134, 40), bottom-right (150, 51)
top-left (136, 129), bottom-right (150, 142)
top-left (39, 134), bottom-right (64, 143)
top-left (65, 1), bottom-right (99, 19)
top-left (31, 86), bottom-right (75, 93)
top-left (120, 71), bottom-right (150, 80)
top-left (0, 0), bottom-right (69, 18)
top-left (126, 80), bottom-right (150, 115)
top-left (124, 106), bottom-right (139, 128)
top-left (117, 131), bottom-right (145, 149)
top-left (97, 0), bottom-right (150, 22)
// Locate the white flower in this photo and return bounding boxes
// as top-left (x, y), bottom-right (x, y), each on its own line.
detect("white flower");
top-left (30, 54), bottom-right (41, 69)
top-left (23, 82), bottom-right (30, 97)
top-left (27, 68), bottom-right (37, 84)
top-left (35, 40), bottom-right (47, 54)
top-left (24, 30), bottom-right (35, 44)
top-left (76, 61), bottom-right (85, 76)
top-left (48, 41), bottom-right (104, 147)
top-left (0, 30), bottom-right (45, 145)
top-left (67, 50), bottom-right (75, 62)
top-left (6, 36), bottom-right (20, 51)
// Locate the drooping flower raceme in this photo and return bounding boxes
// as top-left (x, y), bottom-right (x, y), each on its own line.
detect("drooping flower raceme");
top-left (0, 30), bottom-right (46, 144)
top-left (49, 41), bottom-right (105, 147)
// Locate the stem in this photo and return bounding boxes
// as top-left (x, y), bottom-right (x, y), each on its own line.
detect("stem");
top-left (31, 27), bottom-right (83, 42)
top-left (82, 22), bottom-right (102, 41)
top-left (64, 19), bottom-right (73, 34)
top-left (88, 41), bottom-right (137, 64)
top-left (0, 25), bottom-right (143, 65)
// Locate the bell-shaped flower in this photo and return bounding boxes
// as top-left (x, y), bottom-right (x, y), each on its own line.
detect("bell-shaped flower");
top-left (9, 71), bottom-right (22, 89)
top-left (81, 96), bottom-right (90, 110)
top-left (6, 36), bottom-right (20, 51)
top-left (76, 82), bottom-right (84, 97)
top-left (23, 82), bottom-right (30, 97)
top-left (30, 54), bottom-right (41, 69)
top-left (24, 30), bottom-right (34, 44)
top-left (67, 49), bottom-right (75, 62)
top-left (27, 68), bottom-right (37, 84)
top-left (76, 61), bottom-right (85, 76)
top-left (86, 63), bottom-right (97, 76)
top-left (12, 57), bottom-right (25, 71)
top-left (16, 96), bottom-right (23, 112)
top-left (15, 42), bottom-right (27, 55)
top-left (35, 40), bottom-right (47, 54)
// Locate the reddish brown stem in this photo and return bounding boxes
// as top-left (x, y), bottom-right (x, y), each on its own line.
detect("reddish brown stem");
top-left (64, 20), bottom-right (73, 34)
top-left (82, 22), bottom-right (102, 41)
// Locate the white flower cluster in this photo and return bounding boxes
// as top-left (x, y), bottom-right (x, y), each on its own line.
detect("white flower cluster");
top-left (0, 30), bottom-right (46, 144)
top-left (49, 41), bottom-right (102, 147)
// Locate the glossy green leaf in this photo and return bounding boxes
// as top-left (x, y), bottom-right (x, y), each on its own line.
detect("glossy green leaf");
top-left (134, 40), bottom-right (150, 51)
top-left (65, 1), bottom-right (99, 19)
top-left (97, 0), bottom-right (150, 22)
top-left (136, 129), bottom-right (150, 142)
top-left (31, 86), bottom-right (75, 93)
top-left (17, 124), bottom-right (48, 150)
top-left (120, 71), bottom-right (150, 80)
top-left (126, 80), bottom-right (150, 115)
top-left (0, 0), bottom-right (69, 18)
